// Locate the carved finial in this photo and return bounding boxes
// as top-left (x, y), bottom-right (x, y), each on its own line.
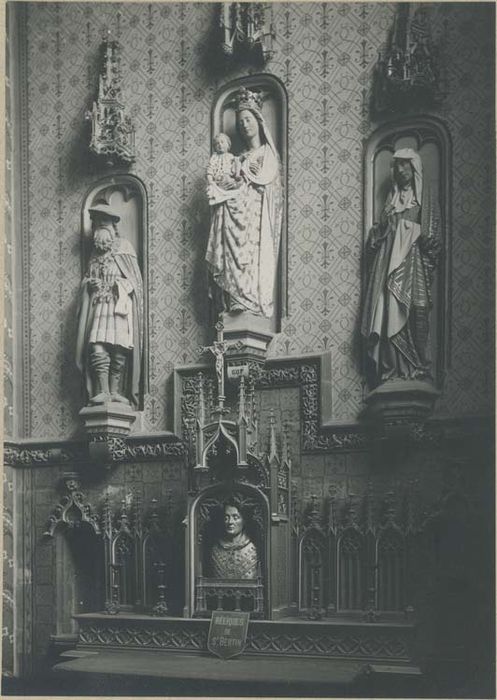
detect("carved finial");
top-left (238, 376), bottom-right (246, 423)
top-left (365, 479), bottom-right (374, 533)
top-left (118, 497), bottom-right (130, 533)
top-left (166, 490), bottom-right (173, 525)
top-left (384, 490), bottom-right (395, 523)
top-left (133, 492), bottom-right (142, 532)
top-left (131, 493), bottom-right (141, 518)
top-left (268, 409), bottom-right (278, 461)
top-left (347, 492), bottom-right (357, 526)
top-left (196, 372), bottom-right (205, 425)
top-left (409, 478), bottom-right (421, 533)
top-left (327, 484), bottom-right (337, 533)
top-left (308, 494), bottom-right (320, 527)
top-left (206, 378), bottom-right (214, 413)
top-left (281, 421), bottom-right (289, 463)
top-left (251, 382), bottom-right (258, 432)
top-left (246, 377), bottom-right (254, 426)
top-left (291, 480), bottom-right (300, 533)
top-left (103, 492), bottom-right (112, 533)
top-left (149, 497), bottom-right (159, 532)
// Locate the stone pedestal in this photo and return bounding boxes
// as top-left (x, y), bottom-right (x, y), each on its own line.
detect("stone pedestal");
top-left (79, 403), bottom-right (136, 461)
top-left (222, 311), bottom-right (274, 371)
top-left (364, 379), bottom-right (440, 438)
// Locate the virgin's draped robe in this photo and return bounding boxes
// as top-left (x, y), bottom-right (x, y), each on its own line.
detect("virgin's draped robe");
top-left (206, 142), bottom-right (283, 318)
top-left (361, 149), bottom-right (441, 386)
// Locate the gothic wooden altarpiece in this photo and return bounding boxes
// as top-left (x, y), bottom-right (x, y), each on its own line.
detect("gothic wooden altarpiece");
top-left (4, 4), bottom-right (494, 695)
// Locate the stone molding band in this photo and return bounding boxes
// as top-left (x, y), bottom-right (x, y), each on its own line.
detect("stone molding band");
top-left (4, 411), bottom-right (491, 469)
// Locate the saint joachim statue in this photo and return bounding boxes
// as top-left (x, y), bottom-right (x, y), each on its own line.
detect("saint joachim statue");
top-left (361, 148), bottom-right (441, 388)
top-left (208, 501), bottom-right (259, 580)
top-left (205, 88), bottom-right (283, 318)
top-left (76, 203), bottom-right (144, 407)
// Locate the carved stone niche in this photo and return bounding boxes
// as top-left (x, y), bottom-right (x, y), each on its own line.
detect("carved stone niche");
top-left (209, 74), bottom-right (288, 369)
top-left (77, 175), bottom-right (149, 453)
top-left (361, 117), bottom-right (451, 436)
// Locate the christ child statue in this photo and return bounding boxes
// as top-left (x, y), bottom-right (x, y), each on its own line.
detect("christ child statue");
top-left (206, 133), bottom-right (242, 203)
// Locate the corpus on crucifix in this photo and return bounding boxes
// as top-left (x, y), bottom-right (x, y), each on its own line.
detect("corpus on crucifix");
top-left (199, 321), bottom-right (228, 413)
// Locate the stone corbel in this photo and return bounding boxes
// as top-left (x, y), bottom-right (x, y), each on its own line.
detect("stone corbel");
top-left (79, 404), bottom-right (137, 463)
top-left (44, 473), bottom-right (100, 537)
top-left (363, 379), bottom-right (440, 440)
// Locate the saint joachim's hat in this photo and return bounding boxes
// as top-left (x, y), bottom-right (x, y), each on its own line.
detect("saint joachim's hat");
top-left (88, 203), bottom-right (121, 222)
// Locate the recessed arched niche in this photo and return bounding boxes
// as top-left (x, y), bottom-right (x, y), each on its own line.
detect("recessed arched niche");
top-left (80, 175), bottom-right (149, 410)
top-left (363, 117), bottom-right (452, 388)
top-left (187, 483), bottom-right (270, 619)
top-left (211, 74), bottom-right (288, 331)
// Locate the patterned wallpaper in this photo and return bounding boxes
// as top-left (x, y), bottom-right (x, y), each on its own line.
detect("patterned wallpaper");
top-left (14, 2), bottom-right (495, 438)
top-left (4, 9), bottom-right (16, 677)
top-left (5, 7), bottom-right (15, 438)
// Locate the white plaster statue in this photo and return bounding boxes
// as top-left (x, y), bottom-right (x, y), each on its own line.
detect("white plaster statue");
top-left (76, 203), bottom-right (144, 407)
top-left (205, 88), bottom-right (283, 318)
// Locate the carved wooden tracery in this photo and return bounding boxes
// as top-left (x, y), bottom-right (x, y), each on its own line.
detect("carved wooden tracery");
top-left (299, 527), bottom-right (327, 616)
top-left (337, 527), bottom-right (366, 612)
top-left (377, 525), bottom-right (406, 611)
top-left (295, 491), bottom-right (427, 619)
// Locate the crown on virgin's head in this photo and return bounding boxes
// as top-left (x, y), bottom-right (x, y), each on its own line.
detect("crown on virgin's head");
top-left (234, 87), bottom-right (263, 113)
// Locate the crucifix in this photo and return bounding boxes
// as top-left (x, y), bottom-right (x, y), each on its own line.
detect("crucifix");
top-left (199, 320), bottom-right (227, 414)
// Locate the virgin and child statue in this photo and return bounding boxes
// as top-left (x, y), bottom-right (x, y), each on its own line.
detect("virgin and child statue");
top-left (207, 501), bottom-right (259, 580)
top-left (361, 148), bottom-right (441, 388)
top-left (205, 88), bottom-right (283, 319)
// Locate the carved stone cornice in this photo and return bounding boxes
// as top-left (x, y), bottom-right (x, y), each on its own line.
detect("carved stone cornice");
top-left (106, 436), bottom-right (185, 462)
top-left (4, 434), bottom-right (185, 469)
top-left (3, 415), bottom-right (491, 469)
top-left (4, 441), bottom-right (86, 468)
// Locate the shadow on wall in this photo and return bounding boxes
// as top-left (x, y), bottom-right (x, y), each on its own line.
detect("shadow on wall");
top-left (65, 114), bottom-right (132, 191)
top-left (197, 6), bottom-right (269, 83)
top-left (63, 290), bottom-right (85, 428)
top-left (189, 174), bottom-right (213, 331)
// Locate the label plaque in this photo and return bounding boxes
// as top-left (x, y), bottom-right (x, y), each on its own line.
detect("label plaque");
top-left (226, 362), bottom-right (249, 381)
top-left (207, 610), bottom-right (250, 659)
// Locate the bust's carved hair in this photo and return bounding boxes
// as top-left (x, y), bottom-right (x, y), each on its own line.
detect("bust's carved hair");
top-left (222, 496), bottom-right (244, 515)
top-left (221, 497), bottom-right (255, 526)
